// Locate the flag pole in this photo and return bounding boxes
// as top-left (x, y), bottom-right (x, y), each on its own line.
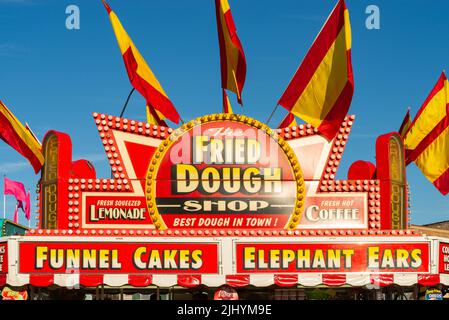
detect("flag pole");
top-left (266, 104), bottom-right (280, 126)
top-left (119, 88), bottom-right (136, 118)
top-left (115, 87), bottom-right (135, 180)
top-left (28, 188), bottom-right (31, 228)
top-left (120, 88), bottom-right (185, 125)
top-left (3, 175), bottom-right (5, 220)
top-left (13, 202), bottom-right (18, 224)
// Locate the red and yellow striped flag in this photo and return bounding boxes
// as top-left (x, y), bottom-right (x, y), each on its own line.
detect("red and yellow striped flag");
top-left (222, 89), bottom-right (233, 114)
top-left (278, 113), bottom-right (297, 129)
top-left (398, 108), bottom-right (412, 138)
top-left (215, 0), bottom-right (246, 105)
top-left (146, 106), bottom-right (167, 127)
top-left (277, 0), bottom-right (353, 140)
top-left (404, 72), bottom-right (449, 194)
top-left (0, 101), bottom-right (44, 173)
top-left (102, 0), bottom-right (181, 124)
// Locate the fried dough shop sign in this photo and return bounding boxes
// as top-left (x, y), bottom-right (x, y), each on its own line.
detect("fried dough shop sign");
top-left (146, 116), bottom-right (304, 230)
top-left (64, 114), bottom-right (371, 231)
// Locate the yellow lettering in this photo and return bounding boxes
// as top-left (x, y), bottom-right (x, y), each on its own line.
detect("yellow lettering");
top-left (368, 247), bottom-right (380, 268)
top-left (36, 246), bottom-right (48, 269)
top-left (244, 247), bottom-right (256, 269)
top-left (191, 250), bottom-right (203, 270)
top-left (411, 249), bottom-right (422, 269)
top-left (133, 247), bottom-right (147, 269)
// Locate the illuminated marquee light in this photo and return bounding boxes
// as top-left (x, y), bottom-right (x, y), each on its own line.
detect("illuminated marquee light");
top-left (376, 133), bottom-right (407, 230)
top-left (278, 115), bottom-right (354, 183)
top-left (388, 135), bottom-right (407, 229)
top-left (145, 114), bottom-right (306, 230)
top-left (41, 133), bottom-right (59, 229)
top-left (79, 116), bottom-right (167, 229)
top-left (29, 112), bottom-right (403, 235)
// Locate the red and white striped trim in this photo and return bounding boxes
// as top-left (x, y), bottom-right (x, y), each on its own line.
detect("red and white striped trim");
top-left (6, 273), bottom-right (449, 288)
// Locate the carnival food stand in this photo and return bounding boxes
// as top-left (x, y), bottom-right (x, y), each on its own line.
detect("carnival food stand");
top-left (1, 112), bottom-right (448, 300)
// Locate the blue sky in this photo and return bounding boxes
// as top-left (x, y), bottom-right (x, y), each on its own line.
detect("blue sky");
top-left (0, 0), bottom-right (448, 227)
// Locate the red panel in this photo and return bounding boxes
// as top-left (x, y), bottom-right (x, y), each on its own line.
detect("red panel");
top-left (41, 131), bottom-right (72, 229)
top-left (226, 275), bottom-right (250, 287)
top-left (0, 242), bottom-right (8, 275)
top-left (376, 133), bottom-right (408, 230)
top-left (124, 141), bottom-right (156, 180)
top-left (29, 274), bottom-right (54, 287)
top-left (370, 274), bottom-right (394, 287)
top-left (235, 242), bottom-right (430, 273)
top-left (128, 275), bottom-right (153, 287)
top-left (0, 274), bottom-right (6, 287)
top-left (177, 275), bottom-right (201, 288)
top-left (71, 160), bottom-right (96, 179)
top-left (347, 160), bottom-right (376, 180)
top-left (418, 274), bottom-right (440, 286)
top-left (439, 242), bottom-right (449, 274)
top-left (274, 274), bottom-right (298, 287)
top-left (322, 274), bottom-right (346, 286)
top-left (19, 242), bottom-right (219, 274)
top-left (80, 275), bottom-right (104, 287)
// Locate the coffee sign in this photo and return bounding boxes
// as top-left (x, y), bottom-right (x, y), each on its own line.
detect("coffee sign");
top-left (299, 194), bottom-right (367, 229)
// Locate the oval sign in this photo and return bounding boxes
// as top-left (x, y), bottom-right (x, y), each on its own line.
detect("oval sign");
top-left (145, 114), bottom-right (305, 230)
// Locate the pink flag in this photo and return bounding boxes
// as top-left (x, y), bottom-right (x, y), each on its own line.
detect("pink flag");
top-left (4, 177), bottom-right (27, 203)
top-left (25, 191), bottom-right (30, 221)
top-left (13, 203), bottom-right (18, 224)
top-left (17, 194), bottom-right (30, 221)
